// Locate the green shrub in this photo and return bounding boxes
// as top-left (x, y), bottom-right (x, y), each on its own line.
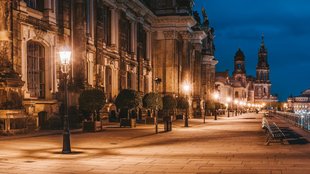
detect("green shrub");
top-left (162, 95), bottom-right (177, 111)
top-left (176, 96), bottom-right (189, 109)
top-left (142, 92), bottom-right (163, 110)
top-left (79, 88), bottom-right (106, 121)
top-left (115, 89), bottom-right (142, 110)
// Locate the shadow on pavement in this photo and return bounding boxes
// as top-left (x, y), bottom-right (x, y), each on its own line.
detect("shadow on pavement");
top-left (280, 127), bottom-right (309, 145)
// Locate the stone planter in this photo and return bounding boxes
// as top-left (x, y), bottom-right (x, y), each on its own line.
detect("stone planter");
top-left (82, 121), bottom-right (102, 132)
top-left (120, 118), bottom-right (136, 128)
top-left (0, 109), bottom-right (28, 135)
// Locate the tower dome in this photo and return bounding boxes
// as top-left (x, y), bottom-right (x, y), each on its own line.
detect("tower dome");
top-left (234, 48), bottom-right (245, 61)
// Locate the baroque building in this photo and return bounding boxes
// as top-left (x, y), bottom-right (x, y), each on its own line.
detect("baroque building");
top-left (287, 89), bottom-right (310, 114)
top-left (0, 0), bottom-right (217, 133)
top-left (215, 36), bottom-right (277, 105)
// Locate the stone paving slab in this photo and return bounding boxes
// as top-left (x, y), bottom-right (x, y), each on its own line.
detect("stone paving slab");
top-left (1, 113), bottom-right (310, 173)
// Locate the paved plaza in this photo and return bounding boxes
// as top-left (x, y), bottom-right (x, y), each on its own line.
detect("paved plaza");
top-left (1, 113), bottom-right (310, 174)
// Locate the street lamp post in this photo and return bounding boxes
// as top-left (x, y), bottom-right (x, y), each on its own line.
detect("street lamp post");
top-left (154, 77), bottom-right (162, 134)
top-left (59, 48), bottom-right (71, 154)
top-left (226, 97), bottom-right (231, 117)
top-left (182, 82), bottom-right (191, 127)
top-left (213, 92), bottom-right (220, 120)
top-left (234, 99), bottom-right (239, 116)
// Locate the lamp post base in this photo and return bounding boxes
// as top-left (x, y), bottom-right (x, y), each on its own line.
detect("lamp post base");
top-left (62, 130), bottom-right (71, 154)
top-left (184, 114), bottom-right (189, 127)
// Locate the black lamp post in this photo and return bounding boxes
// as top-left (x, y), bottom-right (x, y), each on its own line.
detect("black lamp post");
top-left (154, 77), bottom-right (162, 134)
top-left (182, 82), bottom-right (191, 127)
top-left (213, 92), bottom-right (219, 120)
top-left (59, 48), bottom-right (71, 154)
top-left (226, 97), bottom-right (231, 117)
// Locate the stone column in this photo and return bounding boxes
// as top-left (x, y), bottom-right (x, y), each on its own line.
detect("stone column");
top-left (0, 0), bottom-right (12, 70)
top-left (179, 31), bottom-right (192, 83)
top-left (146, 31), bottom-right (152, 61)
top-left (43, 0), bottom-right (56, 24)
top-left (73, 0), bottom-right (87, 88)
top-left (131, 21), bottom-right (137, 58)
top-left (110, 8), bottom-right (119, 51)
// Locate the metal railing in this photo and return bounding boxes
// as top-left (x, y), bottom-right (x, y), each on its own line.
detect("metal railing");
top-left (272, 111), bottom-right (310, 131)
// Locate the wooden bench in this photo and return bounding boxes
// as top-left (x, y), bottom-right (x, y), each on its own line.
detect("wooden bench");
top-left (264, 122), bottom-right (286, 145)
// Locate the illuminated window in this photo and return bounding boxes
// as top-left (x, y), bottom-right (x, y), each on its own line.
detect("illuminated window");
top-left (27, 41), bottom-right (45, 98)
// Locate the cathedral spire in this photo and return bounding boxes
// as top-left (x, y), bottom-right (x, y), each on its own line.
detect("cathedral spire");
top-left (261, 33), bottom-right (264, 46)
top-left (257, 34), bottom-right (268, 68)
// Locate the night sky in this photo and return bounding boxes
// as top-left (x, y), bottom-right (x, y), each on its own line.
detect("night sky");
top-left (194, 0), bottom-right (310, 101)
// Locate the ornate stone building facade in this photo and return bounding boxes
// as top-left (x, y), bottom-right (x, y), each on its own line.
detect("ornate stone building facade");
top-left (287, 89), bottom-right (310, 114)
top-left (215, 36), bottom-right (277, 105)
top-left (0, 0), bottom-right (217, 132)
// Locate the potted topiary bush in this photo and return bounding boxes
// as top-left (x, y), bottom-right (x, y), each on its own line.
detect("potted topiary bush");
top-left (176, 96), bottom-right (189, 127)
top-left (79, 88), bottom-right (106, 132)
top-left (143, 92), bottom-right (163, 130)
top-left (115, 89), bottom-right (142, 128)
top-left (162, 95), bottom-right (177, 131)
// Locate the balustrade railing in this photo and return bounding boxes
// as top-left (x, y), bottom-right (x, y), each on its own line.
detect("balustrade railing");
top-left (271, 111), bottom-right (310, 131)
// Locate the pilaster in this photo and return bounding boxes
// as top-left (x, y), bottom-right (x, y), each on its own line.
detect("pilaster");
top-left (43, 0), bottom-right (56, 24)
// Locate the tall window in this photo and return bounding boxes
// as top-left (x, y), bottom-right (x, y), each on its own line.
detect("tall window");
top-left (24, 0), bottom-right (44, 11)
top-left (127, 73), bottom-right (132, 89)
top-left (119, 12), bottom-right (131, 53)
top-left (137, 23), bottom-right (147, 60)
top-left (27, 41), bottom-right (45, 98)
top-left (102, 5), bottom-right (111, 46)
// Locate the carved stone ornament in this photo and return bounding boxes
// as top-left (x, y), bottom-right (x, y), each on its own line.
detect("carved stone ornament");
top-left (179, 31), bottom-right (192, 40)
top-left (0, 1), bottom-right (10, 31)
top-left (0, 41), bottom-right (12, 70)
top-left (34, 28), bottom-right (45, 40)
top-left (163, 31), bottom-right (176, 39)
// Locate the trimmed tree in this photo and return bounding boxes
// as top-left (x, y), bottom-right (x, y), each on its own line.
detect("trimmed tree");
top-left (163, 95), bottom-right (177, 117)
top-left (162, 95), bottom-right (177, 131)
top-left (79, 88), bottom-right (106, 121)
top-left (143, 92), bottom-right (163, 111)
top-left (176, 96), bottom-right (189, 110)
top-left (205, 100), bottom-right (215, 116)
top-left (115, 89), bottom-right (142, 110)
top-left (143, 92), bottom-right (163, 133)
top-left (115, 89), bottom-right (142, 121)
top-left (177, 96), bottom-right (190, 127)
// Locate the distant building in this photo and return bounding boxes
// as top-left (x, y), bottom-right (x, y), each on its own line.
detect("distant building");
top-left (215, 35), bottom-right (278, 105)
top-left (287, 89), bottom-right (310, 114)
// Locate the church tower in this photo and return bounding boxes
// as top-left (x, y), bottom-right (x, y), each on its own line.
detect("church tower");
top-left (254, 34), bottom-right (271, 100)
top-left (233, 48), bottom-right (247, 84)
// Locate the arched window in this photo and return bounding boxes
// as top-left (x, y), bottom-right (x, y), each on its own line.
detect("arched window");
top-left (235, 91), bottom-right (239, 98)
top-left (27, 41), bottom-right (45, 98)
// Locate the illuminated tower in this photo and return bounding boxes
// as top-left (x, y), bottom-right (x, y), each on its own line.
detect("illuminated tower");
top-left (254, 34), bottom-right (271, 100)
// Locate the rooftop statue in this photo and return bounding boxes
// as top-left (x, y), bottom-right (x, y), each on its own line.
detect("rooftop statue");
top-left (202, 7), bottom-right (209, 27)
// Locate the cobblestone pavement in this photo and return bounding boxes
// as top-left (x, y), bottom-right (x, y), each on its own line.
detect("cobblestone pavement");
top-left (1, 113), bottom-right (310, 174)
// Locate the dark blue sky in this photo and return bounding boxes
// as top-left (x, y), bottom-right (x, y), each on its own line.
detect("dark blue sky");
top-left (194, 0), bottom-right (310, 101)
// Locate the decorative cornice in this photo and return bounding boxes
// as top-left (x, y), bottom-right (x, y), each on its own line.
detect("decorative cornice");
top-left (153, 16), bottom-right (196, 30)
top-left (202, 55), bottom-right (218, 66)
top-left (191, 30), bottom-right (207, 44)
top-left (163, 30), bottom-right (177, 40)
top-left (179, 31), bottom-right (192, 40)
